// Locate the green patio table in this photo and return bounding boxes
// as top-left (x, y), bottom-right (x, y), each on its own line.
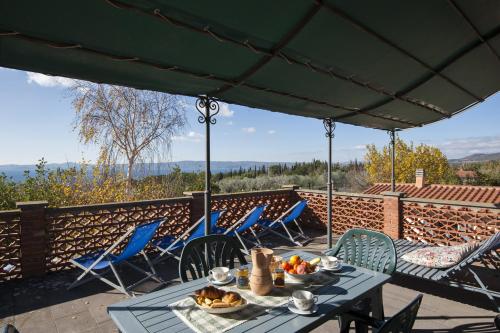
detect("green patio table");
top-left (107, 250), bottom-right (391, 333)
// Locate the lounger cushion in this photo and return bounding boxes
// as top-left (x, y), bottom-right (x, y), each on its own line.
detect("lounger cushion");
top-left (401, 242), bottom-right (480, 268)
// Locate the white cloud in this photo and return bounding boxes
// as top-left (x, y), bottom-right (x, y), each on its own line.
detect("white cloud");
top-left (226, 121), bottom-right (234, 126)
top-left (267, 130), bottom-right (276, 135)
top-left (26, 72), bottom-right (75, 88)
top-left (353, 144), bottom-right (366, 150)
top-left (219, 103), bottom-right (234, 117)
top-left (242, 127), bottom-right (256, 134)
top-left (433, 135), bottom-right (500, 158)
top-left (172, 131), bottom-right (204, 143)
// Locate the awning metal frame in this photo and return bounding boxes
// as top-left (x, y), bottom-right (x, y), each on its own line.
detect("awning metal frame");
top-left (195, 96), bottom-right (219, 236)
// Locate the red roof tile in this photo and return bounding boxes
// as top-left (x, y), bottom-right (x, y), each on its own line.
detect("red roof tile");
top-left (363, 183), bottom-right (500, 204)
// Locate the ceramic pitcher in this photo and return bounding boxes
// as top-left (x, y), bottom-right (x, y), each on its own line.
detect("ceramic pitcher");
top-left (249, 248), bottom-right (274, 295)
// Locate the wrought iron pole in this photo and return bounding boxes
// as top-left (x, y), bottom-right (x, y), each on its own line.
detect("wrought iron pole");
top-left (196, 96), bottom-right (219, 236)
top-left (323, 118), bottom-right (335, 249)
top-left (389, 129), bottom-right (396, 192)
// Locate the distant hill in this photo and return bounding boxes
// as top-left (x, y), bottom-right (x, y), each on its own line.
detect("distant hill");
top-left (0, 161), bottom-right (292, 182)
top-left (449, 152), bottom-right (500, 164)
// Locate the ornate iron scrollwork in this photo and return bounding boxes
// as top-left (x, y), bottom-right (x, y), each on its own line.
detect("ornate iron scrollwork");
top-left (323, 118), bottom-right (336, 138)
top-left (196, 96), bottom-right (219, 125)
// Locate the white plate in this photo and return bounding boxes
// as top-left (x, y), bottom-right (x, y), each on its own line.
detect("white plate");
top-left (319, 264), bottom-right (342, 272)
top-left (288, 301), bottom-right (318, 315)
top-left (207, 273), bottom-right (234, 286)
top-left (190, 296), bottom-right (249, 314)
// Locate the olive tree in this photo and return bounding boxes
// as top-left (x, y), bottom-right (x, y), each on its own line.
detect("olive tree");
top-left (69, 82), bottom-right (187, 193)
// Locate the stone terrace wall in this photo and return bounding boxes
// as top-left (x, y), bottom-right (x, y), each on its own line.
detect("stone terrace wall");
top-left (45, 197), bottom-right (192, 272)
top-left (0, 210), bottom-right (22, 280)
top-left (402, 198), bottom-right (499, 245)
top-left (296, 190), bottom-right (385, 234)
top-left (0, 187), bottom-right (498, 282)
top-left (0, 188), bottom-right (297, 282)
top-left (211, 189), bottom-right (296, 230)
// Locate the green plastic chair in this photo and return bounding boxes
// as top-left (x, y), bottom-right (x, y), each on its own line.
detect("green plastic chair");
top-left (326, 229), bottom-right (397, 322)
top-left (178, 234), bottom-right (248, 283)
top-left (340, 294), bottom-right (423, 333)
top-left (325, 228), bottom-right (397, 275)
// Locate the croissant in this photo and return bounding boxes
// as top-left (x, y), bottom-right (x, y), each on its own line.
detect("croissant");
top-left (194, 286), bottom-right (226, 299)
top-left (222, 292), bottom-right (241, 304)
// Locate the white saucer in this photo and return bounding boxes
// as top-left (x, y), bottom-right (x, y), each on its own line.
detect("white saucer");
top-left (320, 264), bottom-right (342, 272)
top-left (207, 273), bottom-right (234, 285)
top-left (288, 302), bottom-right (318, 315)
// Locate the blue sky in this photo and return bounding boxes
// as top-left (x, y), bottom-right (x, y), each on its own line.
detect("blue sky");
top-left (0, 67), bottom-right (499, 165)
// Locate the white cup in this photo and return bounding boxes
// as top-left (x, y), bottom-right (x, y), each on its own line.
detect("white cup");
top-left (290, 290), bottom-right (318, 311)
top-left (209, 267), bottom-right (229, 282)
top-left (321, 256), bottom-right (340, 269)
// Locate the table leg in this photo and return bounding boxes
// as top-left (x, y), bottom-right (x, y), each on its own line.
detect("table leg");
top-left (371, 286), bottom-right (384, 320)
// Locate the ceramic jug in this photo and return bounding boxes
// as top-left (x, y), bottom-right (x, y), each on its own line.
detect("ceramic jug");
top-left (249, 247), bottom-right (274, 295)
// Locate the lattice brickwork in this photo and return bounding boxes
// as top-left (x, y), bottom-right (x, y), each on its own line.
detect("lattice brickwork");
top-left (402, 200), bottom-right (499, 245)
top-left (0, 210), bottom-right (22, 281)
top-left (45, 198), bottom-right (191, 271)
top-left (297, 190), bottom-right (384, 234)
top-left (212, 190), bottom-right (296, 229)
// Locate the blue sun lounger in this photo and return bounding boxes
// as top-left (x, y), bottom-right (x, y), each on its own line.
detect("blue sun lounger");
top-left (68, 219), bottom-right (165, 296)
top-left (153, 210), bottom-right (224, 262)
top-left (256, 200), bottom-right (310, 246)
top-left (213, 205), bottom-right (267, 254)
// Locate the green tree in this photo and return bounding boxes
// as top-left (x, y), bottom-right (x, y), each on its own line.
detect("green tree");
top-left (0, 174), bottom-right (17, 210)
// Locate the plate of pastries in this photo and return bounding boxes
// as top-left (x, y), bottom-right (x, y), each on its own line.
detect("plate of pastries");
top-left (191, 286), bottom-right (248, 314)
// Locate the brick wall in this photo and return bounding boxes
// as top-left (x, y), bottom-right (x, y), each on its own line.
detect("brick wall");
top-left (1, 187), bottom-right (498, 282)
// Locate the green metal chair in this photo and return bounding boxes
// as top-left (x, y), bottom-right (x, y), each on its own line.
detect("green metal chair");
top-left (178, 234), bottom-right (248, 283)
top-left (324, 228), bottom-right (397, 275)
top-left (325, 229), bottom-right (397, 324)
top-left (340, 294), bottom-right (423, 333)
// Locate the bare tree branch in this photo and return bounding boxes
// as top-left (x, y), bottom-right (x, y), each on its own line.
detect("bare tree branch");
top-left (69, 82), bottom-right (187, 194)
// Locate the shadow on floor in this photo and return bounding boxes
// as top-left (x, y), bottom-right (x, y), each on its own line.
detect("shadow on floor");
top-left (390, 274), bottom-right (499, 313)
top-left (413, 321), bottom-right (498, 333)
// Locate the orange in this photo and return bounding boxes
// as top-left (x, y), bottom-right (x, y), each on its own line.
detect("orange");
top-left (289, 255), bottom-right (301, 266)
top-left (282, 262), bottom-right (291, 271)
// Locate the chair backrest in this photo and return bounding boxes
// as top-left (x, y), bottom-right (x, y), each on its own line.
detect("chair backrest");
top-left (114, 219), bottom-right (164, 263)
top-left (187, 210), bottom-right (223, 242)
top-left (236, 205), bottom-right (266, 233)
top-left (179, 234), bottom-right (248, 282)
top-left (330, 228), bottom-right (397, 274)
top-left (282, 200), bottom-right (307, 224)
top-left (441, 232), bottom-right (500, 278)
top-left (377, 294), bottom-right (423, 333)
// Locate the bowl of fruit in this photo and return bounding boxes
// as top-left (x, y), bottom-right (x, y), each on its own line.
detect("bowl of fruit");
top-left (282, 255), bottom-right (321, 283)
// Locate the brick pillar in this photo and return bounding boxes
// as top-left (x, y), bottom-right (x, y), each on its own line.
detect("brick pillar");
top-left (381, 192), bottom-right (404, 239)
top-left (183, 191), bottom-right (205, 225)
top-left (16, 201), bottom-right (48, 277)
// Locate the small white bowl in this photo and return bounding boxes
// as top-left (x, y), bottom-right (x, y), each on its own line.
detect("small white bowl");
top-left (285, 266), bottom-right (321, 283)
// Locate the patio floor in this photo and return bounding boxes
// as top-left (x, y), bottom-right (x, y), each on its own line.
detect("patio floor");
top-left (0, 229), bottom-right (497, 333)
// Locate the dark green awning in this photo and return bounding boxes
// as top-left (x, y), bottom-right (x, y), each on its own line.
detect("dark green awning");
top-left (1, 0), bottom-right (499, 130)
